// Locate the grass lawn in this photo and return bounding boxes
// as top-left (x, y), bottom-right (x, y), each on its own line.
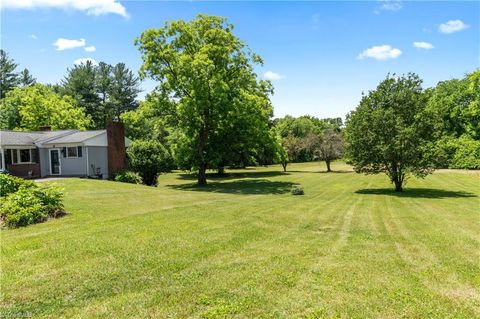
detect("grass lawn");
top-left (1, 162), bottom-right (479, 318)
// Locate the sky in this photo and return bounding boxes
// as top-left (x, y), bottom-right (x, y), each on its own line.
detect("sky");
top-left (1, 0), bottom-right (479, 119)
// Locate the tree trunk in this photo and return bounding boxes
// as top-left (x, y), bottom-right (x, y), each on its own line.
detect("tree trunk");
top-left (217, 166), bottom-right (225, 175)
top-left (326, 159), bottom-right (331, 172)
top-left (281, 162), bottom-right (287, 172)
top-left (198, 163), bottom-right (207, 186)
top-left (393, 178), bottom-right (403, 192)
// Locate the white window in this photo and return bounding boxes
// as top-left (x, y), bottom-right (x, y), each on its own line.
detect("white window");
top-left (11, 149), bottom-right (35, 164)
top-left (67, 147), bottom-right (78, 158)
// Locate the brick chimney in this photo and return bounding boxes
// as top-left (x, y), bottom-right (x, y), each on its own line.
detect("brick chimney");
top-left (39, 126), bottom-right (51, 131)
top-left (106, 121), bottom-right (126, 177)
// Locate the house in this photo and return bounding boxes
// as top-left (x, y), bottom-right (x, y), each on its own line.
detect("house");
top-left (0, 122), bottom-right (130, 179)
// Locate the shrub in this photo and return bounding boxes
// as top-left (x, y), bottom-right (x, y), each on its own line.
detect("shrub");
top-left (0, 173), bottom-right (35, 197)
top-left (127, 139), bottom-right (175, 186)
top-left (114, 170), bottom-right (143, 184)
top-left (0, 175), bottom-right (65, 228)
top-left (291, 185), bottom-right (304, 195)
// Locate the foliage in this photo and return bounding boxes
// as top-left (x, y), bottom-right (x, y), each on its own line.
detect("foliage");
top-left (316, 129), bottom-right (344, 172)
top-left (114, 170), bottom-right (143, 184)
top-left (62, 60), bottom-right (140, 129)
top-left (0, 174), bottom-right (64, 228)
top-left (0, 83), bottom-right (92, 130)
top-left (441, 136), bottom-right (480, 169)
top-left (345, 73), bottom-right (436, 191)
top-left (0, 50), bottom-right (20, 98)
top-left (0, 172), bottom-right (36, 197)
top-left (290, 185), bottom-right (304, 195)
top-left (127, 139), bottom-right (175, 186)
top-left (136, 14), bottom-right (273, 185)
top-left (18, 68), bottom-right (36, 87)
top-left (427, 70), bottom-right (480, 140)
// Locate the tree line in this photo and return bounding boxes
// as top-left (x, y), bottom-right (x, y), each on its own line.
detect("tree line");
top-left (1, 14), bottom-right (478, 191)
top-left (0, 50), bottom-right (140, 130)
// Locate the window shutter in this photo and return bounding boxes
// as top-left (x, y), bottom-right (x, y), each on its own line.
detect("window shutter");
top-left (32, 149), bottom-right (39, 163)
top-left (77, 146), bottom-right (83, 157)
top-left (62, 147), bottom-right (67, 158)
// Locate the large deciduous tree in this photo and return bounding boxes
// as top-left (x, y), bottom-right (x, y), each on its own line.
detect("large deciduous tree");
top-left (345, 73), bottom-right (436, 192)
top-left (135, 14), bottom-right (273, 185)
top-left (0, 84), bottom-right (92, 131)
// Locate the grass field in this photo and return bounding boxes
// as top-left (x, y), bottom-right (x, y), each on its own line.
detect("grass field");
top-left (1, 162), bottom-right (479, 318)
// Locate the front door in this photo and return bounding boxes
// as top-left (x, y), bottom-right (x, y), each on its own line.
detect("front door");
top-left (50, 149), bottom-right (61, 175)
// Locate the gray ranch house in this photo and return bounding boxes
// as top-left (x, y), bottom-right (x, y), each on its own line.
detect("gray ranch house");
top-left (0, 122), bottom-right (130, 179)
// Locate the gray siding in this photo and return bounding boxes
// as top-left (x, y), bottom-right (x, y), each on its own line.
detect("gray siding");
top-left (87, 146), bottom-right (109, 178)
top-left (39, 146), bottom-right (108, 178)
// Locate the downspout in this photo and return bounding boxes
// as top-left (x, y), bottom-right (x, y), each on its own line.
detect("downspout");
top-left (85, 146), bottom-right (89, 177)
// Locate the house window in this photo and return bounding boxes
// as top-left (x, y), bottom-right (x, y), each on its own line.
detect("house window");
top-left (67, 147), bottom-right (78, 158)
top-left (11, 149), bottom-right (35, 164)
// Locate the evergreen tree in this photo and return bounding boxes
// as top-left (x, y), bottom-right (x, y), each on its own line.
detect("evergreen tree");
top-left (18, 68), bottom-right (36, 87)
top-left (0, 50), bottom-right (20, 98)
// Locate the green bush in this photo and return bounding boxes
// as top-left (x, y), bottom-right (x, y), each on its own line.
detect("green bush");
top-left (291, 185), bottom-right (304, 195)
top-left (127, 139), bottom-right (175, 186)
top-left (0, 173), bottom-right (35, 197)
top-left (114, 170), bottom-right (143, 184)
top-left (0, 175), bottom-right (65, 228)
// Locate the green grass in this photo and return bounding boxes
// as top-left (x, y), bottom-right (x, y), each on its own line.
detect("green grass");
top-left (1, 162), bottom-right (479, 318)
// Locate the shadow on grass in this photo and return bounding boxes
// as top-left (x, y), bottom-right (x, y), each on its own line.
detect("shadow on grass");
top-left (176, 171), bottom-right (288, 181)
top-left (286, 170), bottom-right (352, 174)
top-left (169, 179), bottom-right (296, 195)
top-left (356, 188), bottom-right (477, 199)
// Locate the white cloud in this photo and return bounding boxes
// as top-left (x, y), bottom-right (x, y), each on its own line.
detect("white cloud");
top-left (74, 58), bottom-right (98, 66)
top-left (263, 71), bottom-right (285, 81)
top-left (413, 41), bottom-right (434, 50)
top-left (357, 45), bottom-right (402, 60)
top-left (439, 20), bottom-right (469, 34)
top-left (0, 0), bottom-right (128, 18)
top-left (53, 38), bottom-right (85, 50)
top-left (374, 0), bottom-right (403, 14)
top-left (29, 34), bottom-right (38, 40)
top-left (84, 45), bottom-right (96, 52)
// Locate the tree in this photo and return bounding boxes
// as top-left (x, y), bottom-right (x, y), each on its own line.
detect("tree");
top-left (18, 69), bottom-right (36, 87)
top-left (127, 139), bottom-right (175, 186)
top-left (62, 61), bottom-right (102, 128)
top-left (0, 84), bottom-right (92, 131)
top-left (316, 129), bottom-right (344, 172)
top-left (345, 73), bottom-right (436, 192)
top-left (0, 50), bottom-right (19, 98)
top-left (136, 14), bottom-right (273, 185)
top-left (108, 63), bottom-right (141, 121)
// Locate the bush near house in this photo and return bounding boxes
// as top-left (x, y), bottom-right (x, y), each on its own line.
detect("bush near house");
top-left (0, 173), bottom-right (65, 228)
top-left (114, 170), bottom-right (143, 184)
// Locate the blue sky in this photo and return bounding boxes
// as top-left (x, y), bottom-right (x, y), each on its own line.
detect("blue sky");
top-left (1, 1), bottom-right (479, 119)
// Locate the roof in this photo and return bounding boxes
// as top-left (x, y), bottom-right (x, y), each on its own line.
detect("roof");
top-left (0, 129), bottom-right (107, 147)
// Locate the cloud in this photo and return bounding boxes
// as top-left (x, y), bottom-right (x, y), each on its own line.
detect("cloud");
top-left (263, 71), bottom-right (285, 81)
top-left (84, 45), bottom-right (96, 52)
top-left (374, 0), bottom-right (403, 14)
top-left (439, 20), bottom-right (469, 34)
top-left (357, 45), bottom-right (402, 60)
top-left (53, 38), bottom-right (86, 50)
top-left (413, 41), bottom-right (434, 50)
top-left (74, 58), bottom-right (98, 66)
top-left (0, 0), bottom-right (128, 18)
top-left (29, 34), bottom-right (38, 40)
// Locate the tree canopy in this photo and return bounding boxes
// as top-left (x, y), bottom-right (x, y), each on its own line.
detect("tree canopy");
top-left (345, 73), bottom-right (436, 192)
top-left (0, 84), bottom-right (92, 131)
top-left (135, 14), bottom-right (274, 185)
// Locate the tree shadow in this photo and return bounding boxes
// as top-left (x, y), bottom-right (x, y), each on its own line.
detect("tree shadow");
top-left (286, 170), bottom-right (352, 174)
top-left (355, 188), bottom-right (477, 199)
top-left (168, 179), bottom-right (297, 195)
top-left (176, 171), bottom-right (289, 181)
